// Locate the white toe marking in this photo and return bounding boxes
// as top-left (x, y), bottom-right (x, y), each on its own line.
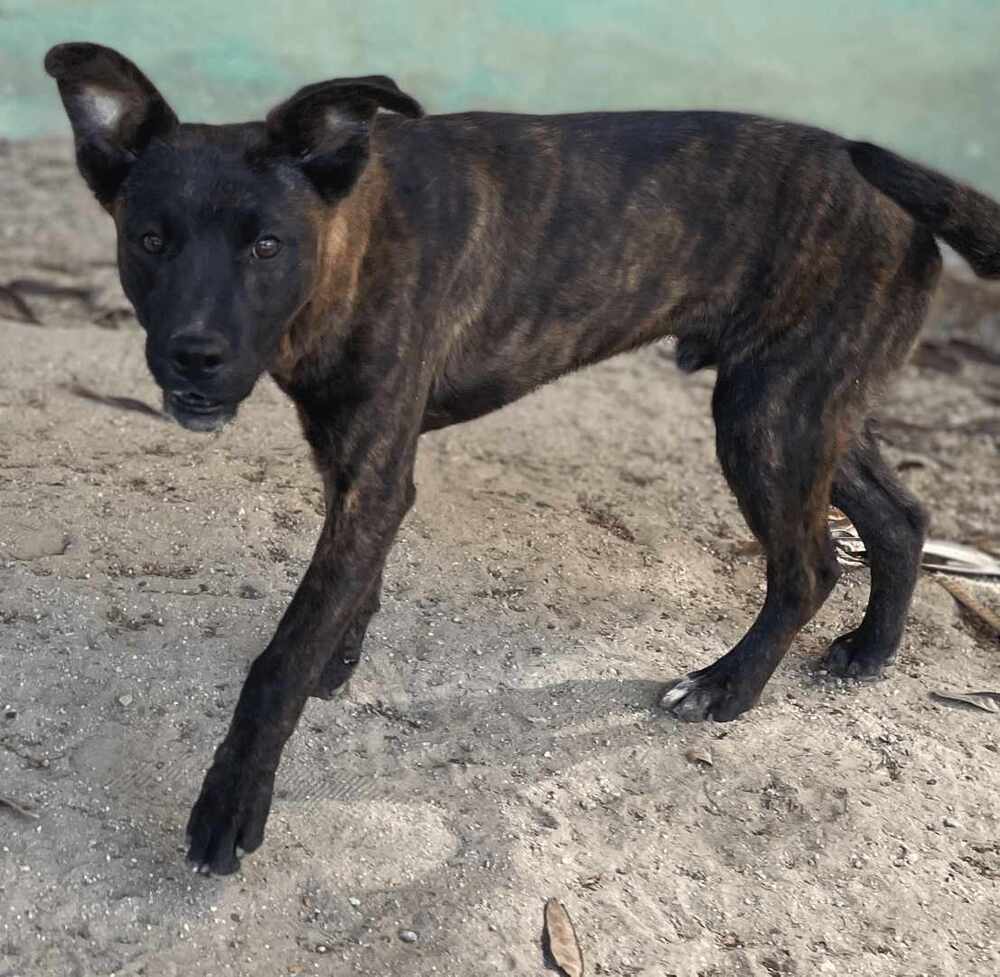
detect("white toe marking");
top-left (660, 676), bottom-right (696, 708)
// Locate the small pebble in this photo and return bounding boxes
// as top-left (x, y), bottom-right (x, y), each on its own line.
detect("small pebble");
top-left (943, 817), bottom-right (960, 829)
top-left (399, 930), bottom-right (419, 944)
top-left (348, 897), bottom-right (361, 908)
top-left (685, 748), bottom-right (714, 767)
top-left (118, 694), bottom-right (133, 707)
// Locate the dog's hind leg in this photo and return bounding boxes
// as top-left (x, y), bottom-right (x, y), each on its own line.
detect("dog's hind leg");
top-left (661, 353), bottom-right (847, 721)
top-left (822, 428), bottom-right (928, 678)
top-left (308, 572), bottom-right (383, 699)
top-left (306, 480), bottom-right (415, 699)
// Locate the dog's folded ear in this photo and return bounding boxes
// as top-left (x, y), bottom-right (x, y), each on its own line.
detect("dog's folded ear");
top-left (265, 76), bottom-right (423, 200)
top-left (44, 43), bottom-right (177, 207)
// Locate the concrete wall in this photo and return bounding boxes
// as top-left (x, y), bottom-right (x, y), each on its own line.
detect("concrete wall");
top-left (3, 1), bottom-right (999, 194)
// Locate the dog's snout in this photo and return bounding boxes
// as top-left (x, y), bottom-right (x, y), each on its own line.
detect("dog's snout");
top-left (168, 332), bottom-right (229, 378)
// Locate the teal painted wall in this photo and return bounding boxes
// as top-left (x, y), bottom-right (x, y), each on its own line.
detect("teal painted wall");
top-left (3, 1), bottom-right (1000, 194)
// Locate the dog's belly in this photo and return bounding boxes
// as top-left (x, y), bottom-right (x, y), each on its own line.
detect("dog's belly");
top-left (421, 304), bottom-right (704, 431)
top-left (420, 261), bottom-right (747, 431)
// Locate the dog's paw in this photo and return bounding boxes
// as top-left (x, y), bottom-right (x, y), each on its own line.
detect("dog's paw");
top-left (186, 758), bottom-right (275, 876)
top-left (820, 630), bottom-right (894, 681)
top-left (659, 671), bottom-right (753, 723)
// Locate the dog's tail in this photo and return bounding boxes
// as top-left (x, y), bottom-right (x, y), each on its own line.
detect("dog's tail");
top-left (848, 141), bottom-right (1000, 279)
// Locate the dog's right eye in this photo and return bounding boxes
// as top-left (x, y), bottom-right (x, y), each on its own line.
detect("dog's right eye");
top-left (141, 232), bottom-right (165, 254)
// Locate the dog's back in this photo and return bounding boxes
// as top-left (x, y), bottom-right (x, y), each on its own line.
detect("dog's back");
top-left (382, 111), bottom-right (935, 423)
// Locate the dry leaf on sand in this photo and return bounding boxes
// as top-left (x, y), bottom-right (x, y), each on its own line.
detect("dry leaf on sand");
top-left (544, 898), bottom-right (584, 977)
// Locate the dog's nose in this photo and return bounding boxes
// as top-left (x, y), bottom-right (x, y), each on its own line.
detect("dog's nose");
top-left (168, 332), bottom-right (229, 378)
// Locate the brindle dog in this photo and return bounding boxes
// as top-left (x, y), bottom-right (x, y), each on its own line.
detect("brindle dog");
top-left (45, 42), bottom-right (1000, 875)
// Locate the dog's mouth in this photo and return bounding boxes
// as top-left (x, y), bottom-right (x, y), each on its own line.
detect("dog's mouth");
top-left (163, 390), bottom-right (237, 433)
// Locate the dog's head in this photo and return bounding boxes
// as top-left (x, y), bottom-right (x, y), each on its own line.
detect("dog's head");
top-left (45, 43), bottom-right (422, 431)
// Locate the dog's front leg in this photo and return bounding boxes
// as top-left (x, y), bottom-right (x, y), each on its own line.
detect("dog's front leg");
top-left (185, 403), bottom-right (420, 875)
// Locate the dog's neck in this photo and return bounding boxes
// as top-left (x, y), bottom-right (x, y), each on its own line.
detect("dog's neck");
top-left (269, 159), bottom-right (390, 390)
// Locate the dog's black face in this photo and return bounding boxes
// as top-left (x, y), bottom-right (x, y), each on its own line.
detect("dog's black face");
top-left (45, 43), bottom-right (423, 431)
top-left (117, 132), bottom-right (321, 430)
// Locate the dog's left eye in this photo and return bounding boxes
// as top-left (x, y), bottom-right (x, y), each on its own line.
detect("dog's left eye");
top-left (252, 236), bottom-right (282, 260)
top-left (142, 232), bottom-right (164, 254)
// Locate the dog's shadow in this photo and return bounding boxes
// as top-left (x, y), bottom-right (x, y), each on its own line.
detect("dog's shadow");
top-left (89, 672), bottom-right (676, 807)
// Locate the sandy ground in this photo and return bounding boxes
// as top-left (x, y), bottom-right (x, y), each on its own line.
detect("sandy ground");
top-left (1, 137), bottom-right (998, 977)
